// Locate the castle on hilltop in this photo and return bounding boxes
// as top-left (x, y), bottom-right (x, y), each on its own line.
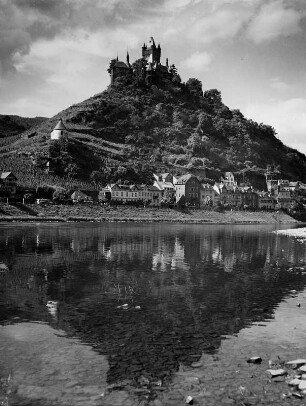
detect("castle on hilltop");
top-left (110, 37), bottom-right (179, 84)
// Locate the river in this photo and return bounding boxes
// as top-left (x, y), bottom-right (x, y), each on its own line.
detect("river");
top-left (0, 222), bottom-right (306, 405)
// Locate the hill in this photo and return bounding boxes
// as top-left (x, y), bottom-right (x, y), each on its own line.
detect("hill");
top-left (0, 115), bottom-right (47, 138)
top-left (0, 59), bottom-right (306, 191)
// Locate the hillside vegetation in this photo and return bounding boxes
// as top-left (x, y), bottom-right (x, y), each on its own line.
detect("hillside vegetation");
top-left (0, 115), bottom-right (47, 138)
top-left (1, 70), bottom-right (306, 190)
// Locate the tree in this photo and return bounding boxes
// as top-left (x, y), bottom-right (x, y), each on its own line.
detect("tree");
top-left (203, 89), bottom-right (222, 107)
top-left (197, 112), bottom-right (213, 134)
top-left (53, 188), bottom-right (69, 203)
top-left (161, 190), bottom-right (175, 207)
top-left (132, 58), bottom-right (147, 82)
top-left (107, 59), bottom-right (117, 75)
top-left (90, 170), bottom-right (106, 185)
top-left (187, 134), bottom-right (202, 154)
top-left (177, 194), bottom-right (186, 208)
top-left (186, 78), bottom-right (203, 98)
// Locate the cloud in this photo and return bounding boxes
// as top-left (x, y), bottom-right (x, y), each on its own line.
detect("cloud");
top-left (269, 77), bottom-right (292, 92)
top-left (182, 1), bottom-right (256, 44)
top-left (0, 0), bottom-right (165, 75)
top-left (180, 51), bottom-right (211, 73)
top-left (247, 1), bottom-right (304, 43)
top-left (245, 98), bottom-right (306, 154)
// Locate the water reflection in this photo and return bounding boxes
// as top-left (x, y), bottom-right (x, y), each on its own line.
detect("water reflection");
top-left (0, 222), bottom-right (306, 384)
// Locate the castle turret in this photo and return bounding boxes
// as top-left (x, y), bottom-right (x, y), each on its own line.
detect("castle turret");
top-left (126, 51), bottom-right (130, 66)
top-left (142, 37), bottom-right (161, 65)
top-left (50, 119), bottom-right (68, 141)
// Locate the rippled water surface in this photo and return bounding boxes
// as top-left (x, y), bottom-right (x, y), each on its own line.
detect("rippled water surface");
top-left (1, 222), bottom-right (306, 403)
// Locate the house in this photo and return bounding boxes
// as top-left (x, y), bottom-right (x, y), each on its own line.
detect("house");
top-left (200, 183), bottom-right (217, 207)
top-left (108, 184), bottom-right (135, 203)
top-left (71, 191), bottom-right (93, 203)
top-left (99, 183), bottom-right (161, 205)
top-left (98, 184), bottom-right (115, 203)
top-left (213, 183), bottom-right (242, 208)
top-left (0, 172), bottom-right (17, 195)
top-left (153, 179), bottom-right (176, 200)
top-left (146, 185), bottom-right (162, 206)
top-left (153, 173), bottom-right (174, 183)
top-left (221, 172), bottom-right (237, 187)
top-left (51, 119), bottom-right (68, 141)
top-left (277, 188), bottom-right (292, 210)
top-left (258, 192), bottom-right (275, 210)
top-left (174, 174), bottom-right (201, 206)
top-left (239, 186), bottom-right (259, 209)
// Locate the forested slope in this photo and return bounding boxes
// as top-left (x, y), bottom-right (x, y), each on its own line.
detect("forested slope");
top-left (1, 70), bottom-right (305, 190)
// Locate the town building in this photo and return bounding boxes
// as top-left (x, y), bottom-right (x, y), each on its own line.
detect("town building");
top-left (0, 172), bottom-right (17, 195)
top-left (153, 173), bottom-right (176, 202)
top-left (174, 174), bottom-right (201, 206)
top-left (265, 165), bottom-right (280, 195)
top-left (221, 172), bottom-right (237, 187)
top-left (99, 183), bottom-right (162, 206)
top-left (71, 191), bottom-right (93, 203)
top-left (213, 184), bottom-right (242, 208)
top-left (239, 186), bottom-right (259, 209)
top-left (200, 183), bottom-right (217, 207)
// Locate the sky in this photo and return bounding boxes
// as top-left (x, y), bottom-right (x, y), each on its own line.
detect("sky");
top-left (0, 0), bottom-right (305, 154)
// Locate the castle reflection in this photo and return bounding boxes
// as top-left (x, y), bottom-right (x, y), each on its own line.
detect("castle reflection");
top-left (0, 222), bottom-right (305, 383)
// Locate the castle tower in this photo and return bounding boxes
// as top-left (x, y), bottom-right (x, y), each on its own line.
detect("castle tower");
top-left (142, 37), bottom-right (161, 65)
top-left (265, 165), bottom-right (280, 195)
top-left (50, 119), bottom-right (68, 141)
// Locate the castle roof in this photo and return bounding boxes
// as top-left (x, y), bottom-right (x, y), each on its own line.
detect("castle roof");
top-left (156, 64), bottom-right (168, 73)
top-left (114, 61), bottom-right (130, 69)
top-left (53, 119), bottom-right (67, 131)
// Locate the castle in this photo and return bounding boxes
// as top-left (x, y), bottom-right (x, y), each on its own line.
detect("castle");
top-left (110, 37), bottom-right (178, 84)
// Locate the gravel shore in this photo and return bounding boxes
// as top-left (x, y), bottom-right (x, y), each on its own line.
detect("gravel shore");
top-left (275, 227), bottom-right (306, 239)
top-left (0, 203), bottom-right (300, 224)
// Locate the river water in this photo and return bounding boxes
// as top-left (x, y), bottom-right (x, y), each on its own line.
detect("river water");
top-left (0, 222), bottom-right (306, 405)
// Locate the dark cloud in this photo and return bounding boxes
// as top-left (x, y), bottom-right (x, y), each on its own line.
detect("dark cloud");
top-left (0, 0), bottom-right (165, 75)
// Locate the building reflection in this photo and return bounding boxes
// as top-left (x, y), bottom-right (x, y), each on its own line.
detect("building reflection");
top-left (1, 223), bottom-right (306, 383)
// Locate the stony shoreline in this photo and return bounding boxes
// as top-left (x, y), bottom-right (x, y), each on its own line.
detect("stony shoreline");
top-left (0, 203), bottom-right (300, 224)
top-left (275, 227), bottom-right (306, 239)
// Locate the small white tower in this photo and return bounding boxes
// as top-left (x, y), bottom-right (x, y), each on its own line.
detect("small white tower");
top-left (50, 119), bottom-right (68, 141)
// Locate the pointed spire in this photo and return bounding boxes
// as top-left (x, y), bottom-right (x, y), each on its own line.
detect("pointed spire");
top-left (126, 49), bottom-right (130, 65)
top-left (166, 58), bottom-right (169, 67)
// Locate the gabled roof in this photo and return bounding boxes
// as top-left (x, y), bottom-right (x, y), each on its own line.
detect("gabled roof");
top-left (175, 174), bottom-right (198, 184)
top-left (224, 171), bottom-right (234, 177)
top-left (53, 119), bottom-right (67, 131)
top-left (71, 191), bottom-right (91, 200)
top-left (147, 185), bottom-right (160, 191)
top-left (1, 171), bottom-right (17, 180)
top-left (153, 180), bottom-right (175, 190)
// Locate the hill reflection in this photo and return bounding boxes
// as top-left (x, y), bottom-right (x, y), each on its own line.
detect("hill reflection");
top-left (0, 223), bottom-right (305, 383)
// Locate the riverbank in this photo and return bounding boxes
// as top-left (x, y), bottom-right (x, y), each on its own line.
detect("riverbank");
top-left (275, 227), bottom-right (306, 239)
top-left (0, 203), bottom-right (300, 224)
top-left (151, 286), bottom-right (306, 406)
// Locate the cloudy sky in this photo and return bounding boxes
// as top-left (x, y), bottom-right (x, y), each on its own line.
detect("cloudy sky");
top-left (0, 0), bottom-right (305, 153)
